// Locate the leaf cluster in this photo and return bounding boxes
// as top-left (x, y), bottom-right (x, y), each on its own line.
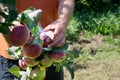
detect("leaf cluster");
top-left (0, 0), bottom-right (18, 34)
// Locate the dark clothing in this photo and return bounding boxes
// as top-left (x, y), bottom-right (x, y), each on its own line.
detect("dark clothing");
top-left (0, 56), bottom-right (64, 80)
top-left (45, 65), bottom-right (64, 80)
top-left (0, 56), bottom-right (19, 80)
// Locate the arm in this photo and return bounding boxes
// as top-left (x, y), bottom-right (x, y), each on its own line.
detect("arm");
top-left (43, 0), bottom-right (74, 47)
top-left (58, 0), bottom-right (74, 27)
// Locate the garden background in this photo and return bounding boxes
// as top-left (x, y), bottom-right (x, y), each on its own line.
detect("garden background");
top-left (64, 0), bottom-right (120, 80)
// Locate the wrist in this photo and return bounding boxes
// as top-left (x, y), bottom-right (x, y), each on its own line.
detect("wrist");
top-left (56, 18), bottom-right (69, 28)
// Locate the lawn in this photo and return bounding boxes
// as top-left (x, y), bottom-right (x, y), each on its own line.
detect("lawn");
top-left (64, 33), bottom-right (120, 80)
top-left (64, 2), bottom-right (120, 79)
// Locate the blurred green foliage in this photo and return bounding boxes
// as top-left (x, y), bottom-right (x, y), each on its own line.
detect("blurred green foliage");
top-left (67, 0), bottom-right (120, 40)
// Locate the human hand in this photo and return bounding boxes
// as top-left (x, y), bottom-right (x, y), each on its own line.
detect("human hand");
top-left (42, 19), bottom-right (67, 47)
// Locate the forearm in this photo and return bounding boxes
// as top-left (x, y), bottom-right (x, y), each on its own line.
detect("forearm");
top-left (43, 0), bottom-right (74, 47)
top-left (58, 0), bottom-right (74, 27)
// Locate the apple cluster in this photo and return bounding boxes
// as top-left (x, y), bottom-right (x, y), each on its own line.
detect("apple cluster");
top-left (7, 23), bottom-right (66, 80)
top-left (18, 29), bottom-right (66, 69)
top-left (0, 3), bottom-right (67, 80)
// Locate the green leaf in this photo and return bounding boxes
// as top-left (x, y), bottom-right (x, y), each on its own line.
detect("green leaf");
top-left (27, 9), bottom-right (42, 22)
top-left (52, 44), bottom-right (68, 53)
top-left (7, 7), bottom-right (18, 23)
top-left (20, 13), bottom-right (34, 26)
top-left (18, 7), bottom-right (34, 24)
top-left (55, 63), bottom-right (61, 72)
top-left (0, 0), bottom-right (18, 23)
top-left (19, 13), bottom-right (26, 23)
top-left (8, 65), bottom-right (20, 78)
top-left (0, 0), bottom-right (18, 34)
top-left (63, 64), bottom-right (74, 80)
top-left (0, 0), bottom-right (16, 8)
top-left (30, 25), bottom-right (40, 39)
top-left (33, 26), bottom-right (39, 34)
top-left (0, 12), bottom-right (8, 19)
top-left (37, 22), bottom-right (43, 33)
top-left (7, 46), bottom-right (22, 59)
top-left (29, 21), bottom-right (35, 32)
top-left (31, 37), bottom-right (43, 45)
top-left (0, 22), bottom-right (10, 34)
top-left (19, 9), bottom-right (42, 26)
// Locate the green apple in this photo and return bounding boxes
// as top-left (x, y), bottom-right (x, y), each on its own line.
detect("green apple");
top-left (31, 67), bottom-right (46, 80)
top-left (40, 54), bottom-right (53, 67)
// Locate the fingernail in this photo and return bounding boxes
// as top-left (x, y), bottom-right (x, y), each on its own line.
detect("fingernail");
top-left (48, 45), bottom-right (51, 48)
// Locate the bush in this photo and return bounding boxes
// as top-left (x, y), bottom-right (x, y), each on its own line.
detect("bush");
top-left (68, 0), bottom-right (120, 35)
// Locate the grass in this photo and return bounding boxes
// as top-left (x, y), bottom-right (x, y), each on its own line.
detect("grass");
top-left (64, 1), bottom-right (120, 80)
top-left (94, 45), bottom-right (120, 60)
top-left (64, 34), bottom-right (120, 80)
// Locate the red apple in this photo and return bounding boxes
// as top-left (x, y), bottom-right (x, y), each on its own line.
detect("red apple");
top-left (40, 31), bottom-right (54, 47)
top-left (50, 52), bottom-right (66, 62)
top-left (23, 57), bottom-right (39, 66)
top-left (23, 44), bottom-right (42, 59)
top-left (40, 54), bottom-right (53, 67)
top-left (18, 59), bottom-right (27, 70)
top-left (31, 66), bottom-right (46, 80)
top-left (9, 24), bottom-right (30, 46)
